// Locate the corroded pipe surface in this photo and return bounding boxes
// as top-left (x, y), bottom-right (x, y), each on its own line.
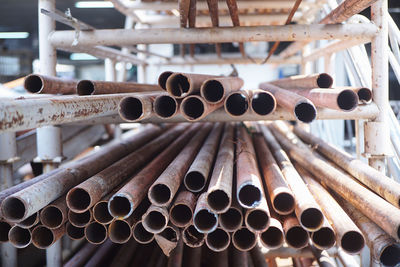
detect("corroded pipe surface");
top-left (200, 77), bottom-right (244, 104)
top-left (206, 227), bottom-right (230, 252)
top-left (269, 73), bottom-right (333, 89)
top-left (155, 224), bottom-right (180, 256)
top-left (169, 190), bottom-right (197, 228)
top-left (248, 89), bottom-right (277, 116)
top-left (260, 217), bottom-right (284, 250)
top-left (142, 205), bottom-right (169, 234)
top-left (31, 224), bottom-right (65, 249)
top-left (8, 225), bottom-right (31, 248)
top-left (85, 221), bottom-right (108, 244)
top-left (118, 93), bottom-right (159, 122)
top-left (40, 196), bottom-right (67, 229)
top-left (182, 224), bottom-right (205, 248)
top-left (158, 71), bottom-right (174, 90)
top-left (193, 192), bottom-right (219, 233)
top-left (132, 220), bottom-right (154, 244)
top-left (15, 212), bottom-right (39, 229)
top-left (24, 74), bottom-right (77, 94)
top-left (66, 222), bottom-right (85, 240)
top-left (310, 218), bottom-right (336, 250)
top-left (282, 215), bottom-right (309, 249)
top-left (68, 209), bottom-right (93, 228)
top-left (244, 195), bottom-right (270, 233)
top-left (154, 94), bottom-right (180, 119)
top-left (166, 72), bottom-right (221, 98)
top-left (76, 80), bottom-right (162, 95)
top-left (181, 95), bottom-right (223, 121)
top-left (232, 226), bottom-right (257, 251)
top-left (219, 196), bottom-right (243, 232)
top-left (224, 90), bottom-right (249, 117)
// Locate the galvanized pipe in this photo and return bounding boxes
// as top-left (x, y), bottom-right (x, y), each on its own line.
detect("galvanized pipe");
top-left (232, 226), bottom-right (257, 251)
top-left (185, 123), bottom-right (224, 192)
top-left (65, 222), bottom-right (85, 240)
top-left (155, 224), bottom-right (180, 256)
top-left (68, 209), bottom-right (93, 228)
top-left (193, 192), bottom-right (218, 233)
top-left (166, 72), bottom-right (220, 99)
top-left (206, 227), bottom-right (230, 252)
top-left (282, 215), bottom-right (309, 249)
top-left (148, 124), bottom-right (212, 206)
top-left (24, 74), bottom-right (77, 94)
top-left (31, 224), bottom-right (65, 249)
top-left (181, 95), bottom-right (223, 121)
top-left (182, 224), bottom-right (205, 248)
top-left (132, 220), bottom-right (154, 244)
top-left (224, 90), bottom-right (249, 117)
top-left (118, 93), bottom-right (159, 122)
top-left (169, 190), bottom-right (197, 228)
top-left (269, 73), bottom-right (333, 89)
top-left (8, 226), bottom-right (31, 248)
top-left (258, 83), bottom-right (317, 123)
top-left (249, 90), bottom-right (277, 116)
top-left (76, 80), bottom-right (161, 95)
top-left (85, 221), bottom-right (108, 244)
top-left (154, 94), bottom-right (180, 119)
top-left (200, 77), bottom-right (244, 104)
top-left (260, 217), bottom-right (284, 250)
top-left (260, 125), bottom-right (324, 231)
top-left (40, 196), bottom-right (67, 229)
top-left (206, 124), bottom-right (234, 213)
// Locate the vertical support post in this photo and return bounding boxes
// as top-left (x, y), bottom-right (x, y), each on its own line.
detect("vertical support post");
top-left (365, 0), bottom-right (389, 173)
top-left (117, 16), bottom-right (134, 82)
top-left (0, 132), bottom-right (18, 267)
top-left (105, 58), bottom-right (117, 82)
top-left (135, 23), bottom-right (148, 83)
top-left (38, 0), bottom-right (63, 266)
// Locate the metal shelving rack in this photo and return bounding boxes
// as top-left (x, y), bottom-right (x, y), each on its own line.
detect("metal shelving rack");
top-left (0, 0), bottom-right (395, 266)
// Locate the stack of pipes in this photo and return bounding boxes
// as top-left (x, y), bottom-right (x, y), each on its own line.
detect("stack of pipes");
top-left (2, 118), bottom-right (400, 265)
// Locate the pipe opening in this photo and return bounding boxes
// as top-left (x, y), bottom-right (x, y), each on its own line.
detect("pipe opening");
top-left (207, 228), bottom-right (229, 251)
top-left (41, 207), bottom-right (62, 228)
top-left (300, 208), bottom-right (323, 230)
top-left (286, 226), bottom-right (308, 248)
top-left (158, 71), bottom-right (173, 90)
top-left (86, 222), bottom-right (107, 244)
top-left (317, 73), bottom-right (333, 88)
top-left (273, 193), bottom-right (295, 214)
top-left (32, 226), bottom-right (54, 249)
top-left (251, 92), bottom-right (275, 115)
top-left (109, 220), bottom-right (130, 243)
top-left (246, 210), bottom-right (269, 231)
top-left (194, 210), bottom-right (217, 232)
top-left (182, 97), bottom-right (205, 120)
top-left (69, 210), bottom-right (91, 227)
top-left (159, 227), bottom-right (177, 242)
top-left (184, 171), bottom-right (206, 192)
top-left (0, 222), bottom-right (11, 242)
top-left (380, 244), bottom-right (400, 266)
top-left (170, 204), bottom-right (192, 227)
top-left (168, 74), bottom-right (190, 97)
top-left (233, 228), bottom-right (256, 251)
top-left (109, 196), bottom-right (131, 218)
top-left (150, 184), bottom-right (171, 205)
top-left (94, 202), bottom-right (113, 224)
top-left (133, 221), bottom-right (154, 243)
top-left (225, 93), bottom-right (248, 116)
top-left (207, 190), bottom-right (230, 212)
top-left (66, 223), bottom-right (84, 240)
top-left (2, 197), bottom-right (26, 221)
top-left (357, 88), bottom-right (372, 102)
top-left (183, 225), bottom-right (205, 247)
top-left (9, 226), bottom-right (31, 248)
top-left (337, 90), bottom-right (358, 111)
top-left (202, 80), bottom-right (224, 103)
top-left (120, 97), bottom-right (143, 121)
top-left (19, 212), bottom-right (38, 228)
top-left (294, 102), bottom-right (317, 123)
top-left (220, 208), bottom-right (242, 231)
top-left (67, 188), bottom-right (91, 212)
top-left (154, 95), bottom-right (177, 118)
top-left (77, 80), bottom-right (95, 95)
top-left (24, 75), bottom-right (43, 93)
top-left (238, 184), bottom-right (261, 208)
top-left (260, 226), bottom-right (283, 248)
top-left (144, 210), bottom-right (167, 232)
top-left (341, 231), bottom-right (365, 254)
top-left (312, 227), bottom-right (335, 249)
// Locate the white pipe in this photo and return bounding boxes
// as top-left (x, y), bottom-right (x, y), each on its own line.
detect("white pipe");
top-left (389, 51), bottom-right (400, 82)
top-left (49, 24), bottom-right (378, 47)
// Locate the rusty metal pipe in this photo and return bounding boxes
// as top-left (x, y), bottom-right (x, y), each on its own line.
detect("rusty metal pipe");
top-left (282, 215), bottom-right (309, 249)
top-left (296, 165), bottom-right (365, 254)
top-left (66, 222), bottom-right (85, 240)
top-left (244, 195), bottom-right (270, 233)
top-left (154, 94), bottom-right (180, 119)
top-left (193, 192), bottom-right (218, 233)
top-left (64, 243), bottom-right (98, 267)
top-left (188, 0), bottom-right (197, 57)
top-left (24, 74), bottom-right (77, 94)
top-left (311, 219), bottom-right (336, 250)
top-left (258, 83), bottom-right (317, 123)
top-left (167, 238), bottom-right (184, 265)
top-left (85, 221), bottom-right (108, 244)
top-left (269, 73), bottom-right (333, 89)
top-left (108, 218), bottom-right (133, 244)
top-left (224, 90), bottom-right (249, 117)
top-left (260, 217), bottom-right (284, 249)
top-left (0, 221), bottom-right (12, 242)
top-left (118, 93), bottom-right (158, 122)
top-left (219, 196), bottom-right (243, 232)
top-left (206, 227), bottom-right (230, 252)
top-left (2, 125), bottom-right (164, 221)
top-left (76, 80), bottom-right (161, 95)
top-left (336, 195), bottom-right (400, 267)
top-left (352, 87), bottom-right (372, 103)
top-left (16, 212), bottom-right (39, 228)
top-left (166, 72), bottom-right (220, 98)
top-left (271, 121), bottom-right (400, 241)
top-left (8, 225), bottom-right (31, 248)
top-left (232, 226), bottom-right (257, 251)
top-left (84, 239), bottom-right (117, 267)
top-left (68, 209), bottom-right (93, 228)
top-left (185, 123), bottom-right (224, 192)
top-left (132, 220), bottom-right (154, 244)
top-left (93, 199), bottom-right (114, 225)
top-left (169, 190), bottom-right (197, 228)
top-left (182, 224), bottom-right (205, 247)
top-left (67, 125), bottom-right (186, 213)
top-left (158, 71), bottom-right (174, 90)
top-left (200, 77), bottom-right (244, 104)
top-left (108, 124), bottom-right (199, 219)
top-left (225, 0), bottom-right (245, 57)
top-left (289, 88), bottom-right (358, 112)
top-left (148, 124), bottom-right (212, 206)
top-left (40, 196), bottom-right (67, 229)
top-left (207, 124), bottom-right (234, 213)
top-left (142, 205), bottom-right (169, 234)
top-left (260, 125), bottom-right (324, 231)
top-left (155, 224), bottom-right (180, 256)
top-left (249, 90), bottom-right (277, 116)
top-left (181, 95), bottom-right (223, 121)
top-left (236, 126), bottom-right (264, 208)
top-left (31, 224), bottom-right (65, 249)
top-left (253, 134), bottom-right (294, 215)
top-left (293, 125), bottom-right (400, 208)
